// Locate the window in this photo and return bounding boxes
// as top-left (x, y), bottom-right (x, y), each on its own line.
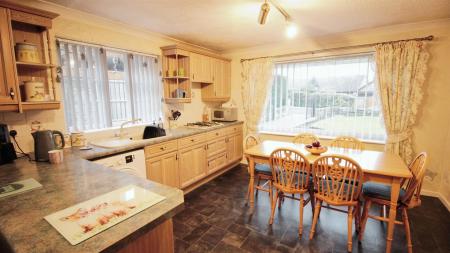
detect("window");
top-left (260, 53), bottom-right (386, 142)
top-left (57, 40), bottom-right (162, 131)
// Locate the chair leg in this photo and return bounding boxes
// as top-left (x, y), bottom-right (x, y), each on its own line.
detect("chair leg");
top-left (308, 186), bottom-right (315, 215)
top-left (255, 175), bottom-right (261, 196)
top-left (299, 194), bottom-right (304, 237)
top-left (402, 208), bottom-right (413, 253)
top-left (278, 192), bottom-right (283, 209)
top-left (355, 202), bottom-right (361, 233)
top-left (309, 200), bottom-right (322, 240)
top-left (269, 191), bottom-right (279, 225)
top-left (268, 180), bottom-right (273, 211)
top-left (348, 206), bottom-right (354, 252)
top-left (358, 199), bottom-right (372, 241)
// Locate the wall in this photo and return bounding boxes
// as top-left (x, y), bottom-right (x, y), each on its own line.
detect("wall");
top-left (223, 19), bottom-right (450, 208)
top-left (0, 0), bottom-right (214, 153)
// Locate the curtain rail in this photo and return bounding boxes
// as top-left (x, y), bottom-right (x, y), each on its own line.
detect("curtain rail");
top-left (56, 37), bottom-right (160, 58)
top-left (240, 35), bottom-right (434, 63)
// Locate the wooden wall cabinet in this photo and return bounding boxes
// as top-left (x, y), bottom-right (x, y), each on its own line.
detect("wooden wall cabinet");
top-left (0, 2), bottom-right (60, 112)
top-left (161, 44), bottom-right (231, 103)
top-left (201, 59), bottom-right (231, 102)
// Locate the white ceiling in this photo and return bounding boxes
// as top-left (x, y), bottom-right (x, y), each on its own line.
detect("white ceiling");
top-left (45, 0), bottom-right (450, 51)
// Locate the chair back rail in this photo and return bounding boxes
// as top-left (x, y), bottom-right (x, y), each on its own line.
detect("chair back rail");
top-left (401, 152), bottom-right (428, 207)
top-left (292, 133), bottom-right (319, 145)
top-left (330, 136), bottom-right (364, 150)
top-left (269, 148), bottom-right (311, 193)
top-left (313, 155), bottom-right (363, 205)
top-left (245, 134), bottom-right (261, 150)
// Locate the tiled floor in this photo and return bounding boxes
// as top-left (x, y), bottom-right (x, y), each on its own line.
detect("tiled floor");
top-left (173, 165), bottom-right (450, 253)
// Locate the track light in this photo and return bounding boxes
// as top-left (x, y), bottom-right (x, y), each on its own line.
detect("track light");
top-left (258, 0), bottom-right (270, 25)
top-left (285, 22), bottom-right (298, 38)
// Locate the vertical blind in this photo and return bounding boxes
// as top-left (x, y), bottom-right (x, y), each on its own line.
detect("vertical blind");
top-left (260, 53), bottom-right (386, 141)
top-left (57, 40), bottom-right (162, 132)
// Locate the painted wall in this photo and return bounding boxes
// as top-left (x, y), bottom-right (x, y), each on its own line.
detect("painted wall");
top-left (0, 0), bottom-right (216, 153)
top-left (223, 19), bottom-right (450, 207)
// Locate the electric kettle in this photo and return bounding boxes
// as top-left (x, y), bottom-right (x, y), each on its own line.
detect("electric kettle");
top-left (32, 130), bottom-right (65, 162)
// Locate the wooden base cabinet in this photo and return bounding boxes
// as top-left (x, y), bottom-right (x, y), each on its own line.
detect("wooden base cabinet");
top-left (146, 151), bottom-right (180, 188)
top-left (145, 124), bottom-right (243, 193)
top-left (178, 143), bottom-right (207, 188)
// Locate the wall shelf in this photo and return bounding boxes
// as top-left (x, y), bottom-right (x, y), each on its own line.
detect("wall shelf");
top-left (16, 61), bottom-right (56, 69)
top-left (21, 101), bottom-right (60, 111)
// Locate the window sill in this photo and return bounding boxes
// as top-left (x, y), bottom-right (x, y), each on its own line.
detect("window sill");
top-left (259, 130), bottom-right (386, 145)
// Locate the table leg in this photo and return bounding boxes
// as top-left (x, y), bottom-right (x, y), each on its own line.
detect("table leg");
top-left (385, 177), bottom-right (401, 253)
top-left (248, 158), bottom-right (255, 209)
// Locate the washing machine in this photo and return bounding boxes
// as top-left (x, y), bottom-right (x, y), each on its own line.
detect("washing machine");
top-left (93, 149), bottom-right (147, 179)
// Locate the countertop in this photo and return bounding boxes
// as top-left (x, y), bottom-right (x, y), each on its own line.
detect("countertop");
top-left (0, 121), bottom-right (242, 253)
top-left (77, 121), bottom-right (244, 160)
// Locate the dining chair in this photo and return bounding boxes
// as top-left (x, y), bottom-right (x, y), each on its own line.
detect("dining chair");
top-left (244, 134), bottom-right (273, 199)
top-left (309, 155), bottom-right (364, 252)
top-left (358, 152), bottom-right (428, 253)
top-left (330, 136), bottom-right (364, 150)
top-left (292, 133), bottom-right (319, 145)
top-left (268, 148), bottom-right (314, 237)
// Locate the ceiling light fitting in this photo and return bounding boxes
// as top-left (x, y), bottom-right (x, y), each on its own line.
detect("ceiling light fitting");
top-left (258, 0), bottom-right (297, 38)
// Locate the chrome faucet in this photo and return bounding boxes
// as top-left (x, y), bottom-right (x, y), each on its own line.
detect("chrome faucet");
top-left (118, 118), bottom-right (142, 139)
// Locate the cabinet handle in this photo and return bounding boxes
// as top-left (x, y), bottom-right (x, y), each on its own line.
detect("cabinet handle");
top-left (175, 153), bottom-right (178, 160)
top-left (160, 147), bottom-right (165, 150)
top-left (205, 144), bottom-right (208, 150)
top-left (9, 88), bottom-right (15, 99)
top-left (191, 139), bottom-right (195, 142)
top-left (215, 133), bottom-right (219, 136)
top-left (193, 74), bottom-right (195, 80)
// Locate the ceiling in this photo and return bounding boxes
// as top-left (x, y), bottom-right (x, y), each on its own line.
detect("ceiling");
top-left (45, 0), bottom-right (450, 51)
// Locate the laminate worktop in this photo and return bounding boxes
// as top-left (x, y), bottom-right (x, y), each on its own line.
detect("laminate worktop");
top-left (0, 122), bottom-right (242, 253)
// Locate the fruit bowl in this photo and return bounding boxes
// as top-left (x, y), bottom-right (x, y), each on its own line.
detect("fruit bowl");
top-left (305, 141), bottom-right (328, 155)
top-left (305, 146), bottom-right (328, 155)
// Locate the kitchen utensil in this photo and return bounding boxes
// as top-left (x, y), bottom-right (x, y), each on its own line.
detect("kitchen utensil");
top-left (15, 42), bottom-right (40, 63)
top-left (32, 130), bottom-right (65, 162)
top-left (171, 110), bottom-right (181, 120)
top-left (48, 150), bottom-right (64, 164)
top-left (24, 79), bottom-right (46, 102)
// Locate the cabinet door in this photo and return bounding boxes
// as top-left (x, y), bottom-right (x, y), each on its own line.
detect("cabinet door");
top-left (233, 133), bottom-right (243, 161)
top-left (207, 152), bottom-right (228, 175)
top-left (0, 7), bottom-right (17, 103)
top-left (213, 59), bottom-right (224, 97)
top-left (146, 151), bottom-right (179, 188)
top-left (226, 135), bottom-right (235, 163)
top-left (201, 54), bottom-right (212, 83)
top-left (221, 60), bottom-right (231, 98)
top-left (179, 143), bottom-right (207, 188)
top-left (190, 53), bottom-right (202, 82)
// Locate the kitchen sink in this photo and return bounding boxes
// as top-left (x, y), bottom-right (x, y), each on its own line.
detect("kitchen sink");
top-left (90, 135), bottom-right (170, 149)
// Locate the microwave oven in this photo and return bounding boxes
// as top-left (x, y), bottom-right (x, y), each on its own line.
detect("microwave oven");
top-left (212, 108), bottom-right (238, 122)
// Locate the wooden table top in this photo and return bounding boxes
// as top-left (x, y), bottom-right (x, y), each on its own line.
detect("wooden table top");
top-left (245, 140), bottom-right (412, 179)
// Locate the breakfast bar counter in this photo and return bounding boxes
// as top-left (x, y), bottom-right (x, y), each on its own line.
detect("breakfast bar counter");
top-left (0, 148), bottom-right (183, 253)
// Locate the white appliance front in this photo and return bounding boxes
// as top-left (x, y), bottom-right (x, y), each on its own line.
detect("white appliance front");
top-left (93, 149), bottom-right (147, 179)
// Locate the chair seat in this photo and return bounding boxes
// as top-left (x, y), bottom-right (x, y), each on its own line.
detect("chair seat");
top-left (363, 182), bottom-right (406, 201)
top-left (255, 163), bottom-right (272, 175)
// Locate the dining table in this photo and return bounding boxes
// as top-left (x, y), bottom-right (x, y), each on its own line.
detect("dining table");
top-left (244, 140), bottom-right (412, 253)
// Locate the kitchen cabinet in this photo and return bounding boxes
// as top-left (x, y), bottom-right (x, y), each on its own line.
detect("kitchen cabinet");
top-left (146, 151), bottom-right (180, 188)
top-left (0, 7), bottom-right (17, 105)
top-left (144, 124), bottom-right (243, 193)
top-left (0, 2), bottom-right (60, 112)
top-left (178, 143), bottom-right (207, 188)
top-left (161, 44), bottom-right (231, 103)
top-left (226, 131), bottom-right (243, 163)
top-left (190, 52), bottom-right (212, 83)
top-left (201, 59), bottom-right (231, 102)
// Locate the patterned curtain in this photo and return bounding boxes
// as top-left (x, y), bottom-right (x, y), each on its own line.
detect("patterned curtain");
top-left (375, 40), bottom-right (429, 163)
top-left (241, 58), bottom-right (274, 134)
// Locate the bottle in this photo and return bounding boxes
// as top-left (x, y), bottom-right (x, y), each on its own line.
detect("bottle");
top-left (202, 106), bottom-right (209, 122)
